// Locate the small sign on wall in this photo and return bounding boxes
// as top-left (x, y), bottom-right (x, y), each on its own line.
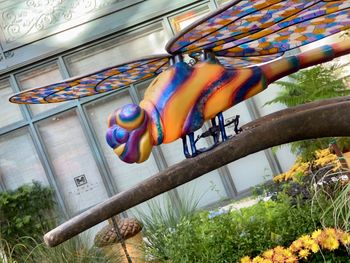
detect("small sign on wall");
top-left (74, 174), bottom-right (87, 187)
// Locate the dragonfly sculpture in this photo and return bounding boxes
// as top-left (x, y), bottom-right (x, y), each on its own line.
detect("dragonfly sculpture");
top-left (9, 0), bottom-right (350, 164)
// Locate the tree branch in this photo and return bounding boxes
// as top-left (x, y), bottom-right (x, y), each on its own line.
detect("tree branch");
top-left (44, 96), bottom-right (350, 247)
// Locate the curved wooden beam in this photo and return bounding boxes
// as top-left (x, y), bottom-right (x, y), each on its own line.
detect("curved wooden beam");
top-left (44, 96), bottom-right (350, 247)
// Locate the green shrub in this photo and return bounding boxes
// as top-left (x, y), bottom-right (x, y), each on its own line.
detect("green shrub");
top-left (0, 181), bottom-right (56, 260)
top-left (137, 191), bottom-right (200, 261)
top-left (141, 197), bottom-right (328, 263)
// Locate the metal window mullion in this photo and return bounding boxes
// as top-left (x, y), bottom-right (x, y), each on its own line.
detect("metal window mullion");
top-left (60, 54), bottom-right (118, 197)
top-left (9, 74), bottom-right (32, 125)
top-left (0, 121), bottom-right (29, 136)
top-left (216, 166), bottom-right (237, 198)
top-left (163, 16), bottom-right (176, 37)
top-left (211, 0), bottom-right (220, 9)
top-left (28, 122), bottom-right (69, 219)
top-left (9, 75), bottom-right (69, 219)
top-left (57, 56), bottom-right (71, 79)
top-left (246, 99), bottom-right (283, 175)
top-left (75, 102), bottom-right (117, 197)
top-left (208, 0), bottom-right (219, 10)
top-left (0, 173), bottom-right (6, 191)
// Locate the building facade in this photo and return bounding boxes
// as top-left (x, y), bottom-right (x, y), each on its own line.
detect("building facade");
top-left (0, 0), bottom-right (297, 235)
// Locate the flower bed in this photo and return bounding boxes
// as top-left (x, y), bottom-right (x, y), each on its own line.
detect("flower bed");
top-left (240, 228), bottom-right (350, 263)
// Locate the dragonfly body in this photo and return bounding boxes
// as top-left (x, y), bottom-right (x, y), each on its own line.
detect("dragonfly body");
top-left (106, 41), bottom-right (350, 164)
top-left (140, 59), bottom-right (266, 144)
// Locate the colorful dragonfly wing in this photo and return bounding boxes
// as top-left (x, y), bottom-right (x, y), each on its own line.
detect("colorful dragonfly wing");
top-left (9, 55), bottom-right (170, 104)
top-left (166, 0), bottom-right (350, 67)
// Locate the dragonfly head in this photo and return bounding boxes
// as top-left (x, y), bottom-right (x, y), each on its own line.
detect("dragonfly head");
top-left (106, 103), bottom-right (153, 164)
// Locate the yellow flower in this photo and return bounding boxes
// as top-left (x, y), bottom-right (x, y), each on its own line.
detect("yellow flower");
top-left (298, 249), bottom-right (310, 259)
top-left (310, 242), bottom-right (320, 253)
top-left (315, 149), bottom-right (331, 158)
top-left (290, 239), bottom-right (303, 252)
top-left (282, 248), bottom-right (293, 258)
top-left (340, 232), bottom-right (350, 245)
top-left (252, 256), bottom-right (264, 263)
top-left (263, 249), bottom-right (274, 259)
top-left (312, 229), bottom-right (321, 239)
top-left (300, 235), bottom-right (319, 252)
top-left (314, 148), bottom-right (341, 170)
top-left (300, 234), bottom-right (311, 244)
top-left (315, 229), bottom-right (339, 251)
top-left (274, 246), bottom-right (286, 254)
top-left (243, 228), bottom-right (350, 263)
top-left (321, 236), bottom-right (340, 251)
top-left (273, 174), bottom-right (284, 182)
top-left (240, 256), bottom-right (252, 263)
top-left (273, 157), bottom-right (310, 182)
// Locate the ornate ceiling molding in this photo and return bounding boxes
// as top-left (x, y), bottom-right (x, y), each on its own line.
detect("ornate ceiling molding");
top-left (0, 0), bottom-right (144, 50)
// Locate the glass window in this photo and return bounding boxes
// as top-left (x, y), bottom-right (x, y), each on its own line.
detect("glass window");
top-left (0, 79), bottom-right (23, 128)
top-left (16, 62), bottom-right (66, 116)
top-left (223, 101), bottom-right (274, 192)
top-left (37, 110), bottom-right (108, 213)
top-left (169, 5), bottom-right (211, 34)
top-left (0, 128), bottom-right (48, 190)
top-left (65, 23), bottom-right (170, 77)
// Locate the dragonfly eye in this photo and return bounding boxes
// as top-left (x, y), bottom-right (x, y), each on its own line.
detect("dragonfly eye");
top-left (106, 104), bottom-right (153, 163)
top-left (116, 104), bottom-right (145, 131)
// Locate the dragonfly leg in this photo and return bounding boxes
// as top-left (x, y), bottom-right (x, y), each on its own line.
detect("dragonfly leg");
top-left (233, 115), bottom-right (242, 134)
top-left (188, 132), bottom-right (198, 157)
top-left (182, 136), bottom-right (191, 158)
top-left (211, 117), bottom-right (219, 144)
top-left (217, 112), bottom-right (228, 141)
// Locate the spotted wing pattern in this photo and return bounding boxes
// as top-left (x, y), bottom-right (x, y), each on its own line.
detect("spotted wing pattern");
top-left (9, 56), bottom-right (170, 104)
top-left (167, 0), bottom-right (350, 66)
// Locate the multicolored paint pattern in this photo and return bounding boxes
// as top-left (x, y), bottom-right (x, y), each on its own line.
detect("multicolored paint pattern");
top-left (9, 56), bottom-right (170, 104)
top-left (106, 104), bottom-right (153, 163)
top-left (140, 58), bottom-right (266, 143)
top-left (167, 0), bottom-right (350, 64)
top-left (107, 40), bottom-right (350, 163)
